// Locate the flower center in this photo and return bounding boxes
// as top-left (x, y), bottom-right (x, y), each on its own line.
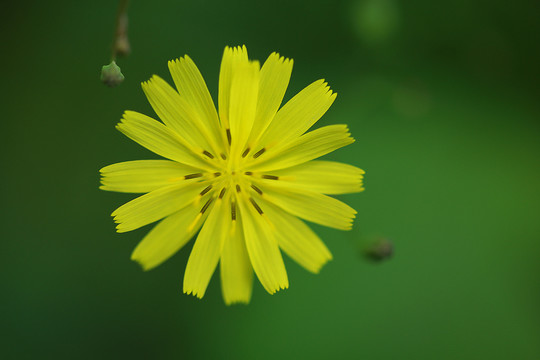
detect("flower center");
top-left (221, 168), bottom-right (248, 192)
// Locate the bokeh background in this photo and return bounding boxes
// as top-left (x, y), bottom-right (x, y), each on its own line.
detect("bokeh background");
top-left (1, 0), bottom-right (539, 358)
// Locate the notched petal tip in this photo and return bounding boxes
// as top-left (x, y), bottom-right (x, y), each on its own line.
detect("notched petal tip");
top-left (115, 225), bottom-right (130, 233)
top-left (99, 165), bottom-right (111, 174)
top-left (308, 258), bottom-right (332, 274)
top-left (183, 288), bottom-right (204, 299)
top-left (267, 280), bottom-right (290, 295)
top-left (131, 256), bottom-right (154, 272)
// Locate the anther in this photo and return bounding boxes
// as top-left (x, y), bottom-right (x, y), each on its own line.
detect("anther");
top-left (231, 202), bottom-right (237, 221)
top-left (244, 171), bottom-right (253, 176)
top-left (226, 129), bottom-right (232, 146)
top-left (251, 184), bottom-right (263, 195)
top-left (214, 172), bottom-right (222, 177)
top-left (218, 188), bottom-right (226, 199)
top-left (253, 148), bottom-right (266, 158)
top-left (200, 197), bottom-right (214, 214)
top-left (202, 150), bottom-right (214, 159)
top-left (220, 153), bottom-right (227, 160)
top-left (249, 197), bottom-right (264, 215)
top-left (184, 173), bottom-right (203, 180)
top-left (199, 185), bottom-right (213, 196)
top-left (242, 147), bottom-right (250, 158)
top-left (261, 174), bottom-right (279, 180)
top-left (236, 184), bottom-right (241, 193)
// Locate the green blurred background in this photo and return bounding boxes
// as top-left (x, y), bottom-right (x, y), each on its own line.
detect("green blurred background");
top-left (1, 0), bottom-right (539, 358)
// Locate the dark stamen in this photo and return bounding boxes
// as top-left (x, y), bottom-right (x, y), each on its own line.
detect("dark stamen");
top-left (251, 184), bottom-right (263, 195)
top-left (199, 185), bottom-right (213, 196)
top-left (200, 197), bottom-right (214, 214)
top-left (249, 197), bottom-right (264, 215)
top-left (253, 148), bottom-right (266, 158)
top-left (242, 147), bottom-right (250, 158)
top-left (184, 173), bottom-right (203, 180)
top-left (236, 184), bottom-right (241, 193)
top-left (218, 188), bottom-right (226, 199)
top-left (244, 171), bottom-right (253, 176)
top-left (202, 150), bottom-right (214, 159)
top-left (226, 129), bottom-right (232, 146)
top-left (214, 172), bottom-right (222, 177)
top-left (231, 202), bottom-right (236, 221)
top-left (261, 174), bottom-right (279, 180)
top-left (220, 153), bottom-right (227, 160)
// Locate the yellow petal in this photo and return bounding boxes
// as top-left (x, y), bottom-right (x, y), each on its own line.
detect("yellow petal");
top-left (258, 160), bottom-right (365, 195)
top-left (99, 160), bottom-right (199, 193)
top-left (183, 196), bottom-right (230, 298)
top-left (116, 111), bottom-right (214, 171)
top-left (168, 55), bottom-right (225, 150)
top-left (258, 185), bottom-right (356, 231)
top-left (112, 183), bottom-right (205, 233)
top-left (141, 75), bottom-right (216, 154)
top-left (247, 52), bottom-right (293, 145)
top-left (257, 79), bottom-right (336, 148)
top-left (248, 124), bottom-right (354, 172)
top-left (220, 218), bottom-right (253, 305)
top-left (131, 203), bottom-right (205, 270)
top-left (218, 45), bottom-right (249, 129)
top-left (238, 196), bottom-right (288, 294)
top-left (261, 200), bottom-right (332, 273)
top-left (229, 60), bottom-right (260, 160)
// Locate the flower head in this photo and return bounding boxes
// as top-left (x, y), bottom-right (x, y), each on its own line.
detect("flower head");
top-left (100, 45), bottom-right (365, 304)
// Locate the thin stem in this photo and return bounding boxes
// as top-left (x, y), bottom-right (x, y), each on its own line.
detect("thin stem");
top-left (111, 0), bottom-right (130, 61)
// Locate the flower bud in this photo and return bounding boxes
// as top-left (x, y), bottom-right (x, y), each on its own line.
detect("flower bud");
top-left (364, 237), bottom-right (394, 262)
top-left (101, 61), bottom-right (124, 87)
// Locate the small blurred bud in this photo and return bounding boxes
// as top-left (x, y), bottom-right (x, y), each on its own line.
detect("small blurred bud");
top-left (364, 237), bottom-right (394, 262)
top-left (350, 0), bottom-right (400, 45)
top-left (101, 61), bottom-right (125, 87)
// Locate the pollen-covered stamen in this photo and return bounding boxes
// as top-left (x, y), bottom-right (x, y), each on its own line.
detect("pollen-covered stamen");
top-left (202, 150), bottom-right (215, 159)
top-left (261, 174), bottom-right (279, 180)
top-left (184, 173), bottom-right (204, 180)
top-left (231, 201), bottom-right (237, 221)
top-left (226, 129), bottom-right (232, 146)
top-left (199, 185), bottom-right (213, 196)
top-left (218, 188), bottom-right (226, 199)
top-left (251, 184), bottom-right (263, 195)
top-left (253, 148), bottom-right (266, 159)
top-left (200, 197), bottom-right (214, 214)
top-left (242, 147), bottom-right (250, 158)
top-left (249, 197), bottom-right (264, 215)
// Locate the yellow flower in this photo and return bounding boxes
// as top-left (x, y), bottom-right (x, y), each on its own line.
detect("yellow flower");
top-left (100, 45), bottom-right (365, 304)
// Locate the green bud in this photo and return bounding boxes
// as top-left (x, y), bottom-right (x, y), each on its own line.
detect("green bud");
top-left (364, 237), bottom-right (394, 262)
top-left (101, 61), bottom-right (124, 87)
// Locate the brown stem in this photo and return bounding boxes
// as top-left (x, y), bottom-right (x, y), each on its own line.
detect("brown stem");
top-left (111, 0), bottom-right (130, 60)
